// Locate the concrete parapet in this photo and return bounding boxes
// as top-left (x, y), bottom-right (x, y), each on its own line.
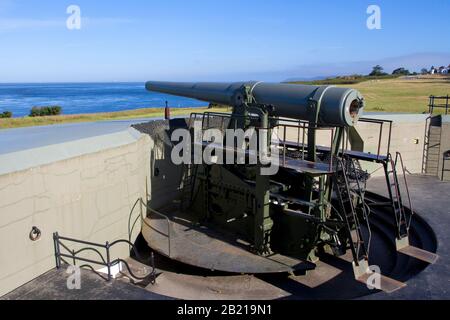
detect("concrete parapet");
top-left (0, 126), bottom-right (151, 297)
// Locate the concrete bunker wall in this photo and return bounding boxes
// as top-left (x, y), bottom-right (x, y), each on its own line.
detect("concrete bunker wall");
top-left (355, 116), bottom-right (427, 176)
top-left (283, 114), bottom-right (428, 177)
top-left (0, 132), bottom-right (152, 297)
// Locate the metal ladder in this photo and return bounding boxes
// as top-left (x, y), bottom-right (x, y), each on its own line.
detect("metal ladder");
top-left (421, 116), bottom-right (431, 174)
top-left (385, 152), bottom-right (439, 264)
top-left (385, 153), bottom-right (409, 240)
top-left (336, 156), bottom-right (408, 293)
top-left (334, 158), bottom-right (369, 269)
top-left (347, 158), bottom-right (372, 258)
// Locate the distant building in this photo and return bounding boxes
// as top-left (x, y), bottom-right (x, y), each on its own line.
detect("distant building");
top-left (425, 65), bottom-right (449, 75)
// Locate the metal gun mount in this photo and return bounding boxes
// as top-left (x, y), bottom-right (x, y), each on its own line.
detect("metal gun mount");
top-left (142, 80), bottom-right (437, 287)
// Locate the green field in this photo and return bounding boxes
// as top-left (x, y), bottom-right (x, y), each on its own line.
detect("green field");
top-left (0, 106), bottom-right (228, 130)
top-left (0, 76), bottom-right (448, 129)
top-left (291, 74), bottom-right (400, 85)
top-left (336, 75), bottom-right (449, 113)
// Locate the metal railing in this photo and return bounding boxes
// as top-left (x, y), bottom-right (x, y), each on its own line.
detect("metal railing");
top-left (188, 112), bottom-right (396, 171)
top-left (358, 118), bottom-right (393, 161)
top-left (130, 198), bottom-right (172, 258)
top-left (429, 95), bottom-right (450, 115)
top-left (189, 111), bottom-right (339, 169)
top-left (395, 152), bottom-right (415, 233)
top-left (422, 116), bottom-right (432, 174)
top-left (273, 121), bottom-right (336, 171)
top-left (144, 205), bottom-right (173, 258)
top-left (333, 157), bottom-right (368, 264)
top-left (53, 232), bottom-right (156, 284)
top-left (442, 151), bottom-right (450, 181)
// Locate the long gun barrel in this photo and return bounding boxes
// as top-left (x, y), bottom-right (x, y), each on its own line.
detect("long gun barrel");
top-left (145, 81), bottom-right (364, 126)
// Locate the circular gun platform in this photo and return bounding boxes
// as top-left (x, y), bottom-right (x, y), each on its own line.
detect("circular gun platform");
top-left (137, 191), bottom-right (439, 300)
top-left (142, 208), bottom-right (315, 274)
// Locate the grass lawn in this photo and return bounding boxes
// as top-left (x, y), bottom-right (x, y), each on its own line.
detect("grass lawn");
top-left (1, 76), bottom-right (448, 130)
top-left (0, 106), bottom-right (229, 130)
top-left (336, 75), bottom-right (449, 113)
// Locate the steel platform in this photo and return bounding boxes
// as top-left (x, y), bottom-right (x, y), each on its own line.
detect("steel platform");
top-left (195, 141), bottom-right (336, 175)
top-left (140, 177), bottom-right (444, 300)
top-left (281, 158), bottom-right (335, 175)
top-left (279, 140), bottom-right (388, 163)
top-left (141, 206), bottom-right (315, 274)
top-left (398, 245), bottom-right (439, 264)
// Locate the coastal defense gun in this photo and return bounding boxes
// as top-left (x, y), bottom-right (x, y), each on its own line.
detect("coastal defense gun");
top-left (146, 81), bottom-right (365, 165)
top-left (143, 80), bottom-right (437, 285)
top-left (146, 81), bottom-right (365, 127)
top-left (144, 80), bottom-right (370, 274)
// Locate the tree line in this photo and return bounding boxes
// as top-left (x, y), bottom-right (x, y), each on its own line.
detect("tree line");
top-left (0, 106), bottom-right (62, 119)
top-left (369, 65), bottom-right (442, 76)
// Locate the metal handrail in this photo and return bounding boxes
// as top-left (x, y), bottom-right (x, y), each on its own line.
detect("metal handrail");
top-left (359, 118), bottom-right (393, 160)
top-left (128, 197), bottom-right (173, 258)
top-left (422, 116), bottom-right (432, 174)
top-left (128, 198), bottom-right (143, 245)
top-left (72, 247), bottom-right (107, 265)
top-left (192, 111), bottom-right (338, 171)
top-left (429, 95), bottom-right (449, 115)
top-left (272, 124), bottom-right (336, 171)
top-left (441, 152), bottom-right (450, 181)
top-left (139, 199), bottom-right (173, 258)
top-left (347, 157), bottom-right (372, 258)
top-left (191, 112), bottom-right (395, 162)
top-left (238, 123), bottom-right (337, 173)
top-left (53, 232), bottom-right (156, 283)
top-left (333, 158), bottom-right (368, 264)
top-left (395, 152), bottom-right (414, 232)
top-left (387, 153), bottom-right (403, 236)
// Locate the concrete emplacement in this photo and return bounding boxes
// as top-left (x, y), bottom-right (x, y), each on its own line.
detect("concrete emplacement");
top-left (0, 113), bottom-right (448, 300)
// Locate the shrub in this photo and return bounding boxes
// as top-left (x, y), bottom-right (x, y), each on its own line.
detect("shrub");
top-left (29, 106), bottom-right (62, 117)
top-left (0, 111), bottom-right (13, 118)
top-left (369, 65), bottom-right (388, 77)
top-left (392, 67), bottom-right (410, 76)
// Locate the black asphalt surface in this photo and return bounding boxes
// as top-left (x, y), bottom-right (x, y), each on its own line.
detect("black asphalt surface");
top-left (363, 175), bottom-right (450, 299)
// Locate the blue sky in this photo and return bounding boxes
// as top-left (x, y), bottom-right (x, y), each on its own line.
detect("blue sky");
top-left (0, 0), bottom-right (449, 82)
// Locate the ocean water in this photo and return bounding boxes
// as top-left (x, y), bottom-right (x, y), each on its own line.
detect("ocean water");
top-left (0, 83), bottom-right (206, 118)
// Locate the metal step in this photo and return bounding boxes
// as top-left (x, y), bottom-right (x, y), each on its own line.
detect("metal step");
top-left (353, 259), bottom-right (406, 293)
top-left (396, 237), bottom-right (439, 264)
top-left (356, 272), bottom-right (406, 294)
top-left (399, 246), bottom-right (439, 264)
top-left (334, 158), bottom-right (370, 269)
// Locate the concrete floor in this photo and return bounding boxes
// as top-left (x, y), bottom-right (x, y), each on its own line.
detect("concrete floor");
top-left (1, 268), bottom-right (172, 300)
top-left (365, 174), bottom-right (450, 299)
top-left (2, 174), bottom-right (448, 300)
